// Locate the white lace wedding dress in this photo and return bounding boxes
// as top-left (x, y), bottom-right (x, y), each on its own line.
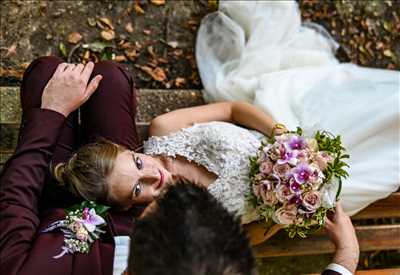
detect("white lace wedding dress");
top-left (192, 0), bottom-right (399, 216)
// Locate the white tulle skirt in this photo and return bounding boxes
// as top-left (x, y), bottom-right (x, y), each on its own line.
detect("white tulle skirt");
top-left (196, 0), bottom-right (400, 216)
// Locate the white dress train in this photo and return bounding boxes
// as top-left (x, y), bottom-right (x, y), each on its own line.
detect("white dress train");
top-left (195, 0), bottom-right (400, 216)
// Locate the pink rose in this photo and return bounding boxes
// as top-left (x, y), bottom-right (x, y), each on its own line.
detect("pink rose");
top-left (273, 163), bottom-right (290, 178)
top-left (259, 181), bottom-right (278, 206)
top-left (302, 191), bottom-right (322, 212)
top-left (268, 145), bottom-right (281, 161)
top-left (76, 227), bottom-right (88, 242)
top-left (68, 221), bottom-right (82, 232)
top-left (315, 151), bottom-right (333, 171)
top-left (274, 204), bottom-right (298, 225)
top-left (275, 183), bottom-right (294, 203)
top-left (260, 160), bottom-right (273, 175)
top-left (308, 164), bottom-right (324, 188)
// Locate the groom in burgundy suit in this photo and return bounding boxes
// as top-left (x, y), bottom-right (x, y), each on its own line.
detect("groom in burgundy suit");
top-left (0, 56), bottom-right (359, 275)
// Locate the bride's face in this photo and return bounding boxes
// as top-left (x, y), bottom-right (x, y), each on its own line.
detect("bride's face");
top-left (108, 150), bottom-right (173, 209)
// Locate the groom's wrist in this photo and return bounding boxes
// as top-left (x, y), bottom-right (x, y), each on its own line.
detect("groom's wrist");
top-left (332, 246), bottom-right (359, 274)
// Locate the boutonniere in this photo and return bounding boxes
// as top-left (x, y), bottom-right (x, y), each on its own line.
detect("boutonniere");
top-left (42, 201), bottom-right (110, 259)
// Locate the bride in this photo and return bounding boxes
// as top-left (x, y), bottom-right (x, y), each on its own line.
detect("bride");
top-left (54, 0), bottom-right (399, 227)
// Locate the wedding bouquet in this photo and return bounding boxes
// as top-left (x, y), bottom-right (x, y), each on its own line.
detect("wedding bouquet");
top-left (248, 127), bottom-right (349, 238)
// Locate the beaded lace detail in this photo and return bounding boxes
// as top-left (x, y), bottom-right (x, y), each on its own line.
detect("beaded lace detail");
top-left (144, 121), bottom-right (264, 216)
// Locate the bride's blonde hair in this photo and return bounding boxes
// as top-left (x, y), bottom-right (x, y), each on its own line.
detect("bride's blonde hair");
top-left (53, 139), bottom-right (125, 205)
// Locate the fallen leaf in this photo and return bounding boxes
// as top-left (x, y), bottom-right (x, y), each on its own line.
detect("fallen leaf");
top-left (147, 60), bottom-right (158, 68)
top-left (125, 22), bottom-right (134, 33)
top-left (83, 50), bottom-right (90, 60)
top-left (150, 67), bottom-right (167, 82)
top-left (175, 77), bottom-right (186, 87)
top-left (150, 0), bottom-right (165, 5)
top-left (158, 57), bottom-right (168, 64)
top-left (125, 48), bottom-right (139, 61)
top-left (120, 42), bottom-right (132, 49)
top-left (99, 17), bottom-right (114, 30)
top-left (167, 41), bottom-right (178, 48)
top-left (59, 42), bottom-right (68, 57)
top-left (383, 49), bottom-right (393, 57)
top-left (101, 29), bottom-right (115, 41)
top-left (208, 0), bottom-right (218, 11)
top-left (87, 17), bottom-right (97, 27)
top-left (114, 55), bottom-right (127, 62)
top-left (67, 32), bottom-right (83, 44)
top-left (82, 41), bottom-right (115, 52)
top-left (147, 46), bottom-right (157, 59)
top-left (143, 29), bottom-right (151, 35)
top-left (0, 68), bottom-right (24, 79)
top-left (135, 2), bottom-right (145, 15)
top-left (137, 65), bottom-right (166, 82)
top-left (172, 48), bottom-right (183, 57)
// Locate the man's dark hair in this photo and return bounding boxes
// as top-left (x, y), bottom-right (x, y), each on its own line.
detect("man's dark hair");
top-left (128, 181), bottom-right (256, 275)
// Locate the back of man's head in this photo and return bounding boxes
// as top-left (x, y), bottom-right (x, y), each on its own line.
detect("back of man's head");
top-left (128, 181), bottom-right (256, 275)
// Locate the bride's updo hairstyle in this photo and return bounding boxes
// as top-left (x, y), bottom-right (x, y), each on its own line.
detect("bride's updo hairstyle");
top-left (53, 139), bottom-right (125, 205)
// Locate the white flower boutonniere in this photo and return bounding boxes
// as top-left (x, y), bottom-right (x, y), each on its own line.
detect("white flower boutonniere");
top-left (42, 201), bottom-right (110, 259)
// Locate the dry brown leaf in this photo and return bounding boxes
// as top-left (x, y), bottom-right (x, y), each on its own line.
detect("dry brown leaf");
top-left (147, 46), bottom-right (157, 59)
top-left (137, 65), bottom-right (166, 82)
top-left (135, 2), bottom-right (145, 15)
top-left (125, 48), bottom-right (139, 61)
top-left (167, 41), bottom-right (178, 48)
top-left (125, 22), bottom-right (134, 33)
top-left (101, 29), bottom-right (115, 41)
top-left (158, 57), bottom-right (169, 64)
top-left (98, 17), bottom-right (114, 30)
top-left (175, 77), bottom-right (186, 88)
top-left (83, 50), bottom-right (90, 60)
top-left (172, 49), bottom-right (183, 57)
top-left (150, 0), bottom-right (166, 6)
top-left (121, 42), bottom-right (132, 49)
top-left (143, 29), bottom-right (151, 35)
top-left (151, 67), bottom-right (167, 82)
top-left (20, 62), bottom-right (30, 69)
top-left (0, 68), bottom-right (24, 79)
top-left (114, 55), bottom-right (127, 62)
top-left (67, 32), bottom-right (83, 44)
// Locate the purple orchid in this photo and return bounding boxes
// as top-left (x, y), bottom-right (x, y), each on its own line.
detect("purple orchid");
top-left (80, 208), bottom-right (105, 232)
top-left (287, 135), bottom-right (306, 150)
top-left (293, 163), bottom-right (313, 184)
top-left (277, 145), bottom-right (298, 166)
top-left (289, 179), bottom-right (302, 193)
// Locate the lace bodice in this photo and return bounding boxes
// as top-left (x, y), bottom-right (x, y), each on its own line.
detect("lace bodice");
top-left (144, 121), bottom-right (264, 216)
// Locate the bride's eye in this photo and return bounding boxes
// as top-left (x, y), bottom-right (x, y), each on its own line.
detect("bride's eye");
top-left (133, 154), bottom-right (143, 170)
top-left (133, 182), bottom-right (142, 197)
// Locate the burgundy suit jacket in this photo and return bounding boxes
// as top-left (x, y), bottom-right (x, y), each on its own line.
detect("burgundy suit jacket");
top-left (0, 109), bottom-right (133, 275)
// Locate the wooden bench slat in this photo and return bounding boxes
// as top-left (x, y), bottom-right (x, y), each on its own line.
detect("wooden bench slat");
top-left (352, 192), bottom-right (400, 220)
top-left (253, 224), bottom-right (400, 258)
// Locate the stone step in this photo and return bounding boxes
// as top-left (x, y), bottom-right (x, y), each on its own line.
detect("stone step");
top-left (0, 87), bottom-right (204, 124)
top-left (0, 87), bottom-right (204, 168)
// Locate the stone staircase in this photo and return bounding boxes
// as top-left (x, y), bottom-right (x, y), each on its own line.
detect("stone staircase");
top-left (0, 86), bottom-right (204, 171)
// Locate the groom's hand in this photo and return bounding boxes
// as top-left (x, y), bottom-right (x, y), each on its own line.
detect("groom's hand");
top-left (41, 62), bottom-right (103, 117)
top-left (325, 202), bottom-right (359, 274)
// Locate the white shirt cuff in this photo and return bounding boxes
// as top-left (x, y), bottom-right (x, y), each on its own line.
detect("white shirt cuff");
top-left (325, 263), bottom-right (353, 275)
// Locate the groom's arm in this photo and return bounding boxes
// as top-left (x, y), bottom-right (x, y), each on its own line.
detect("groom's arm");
top-left (323, 202), bottom-right (359, 275)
